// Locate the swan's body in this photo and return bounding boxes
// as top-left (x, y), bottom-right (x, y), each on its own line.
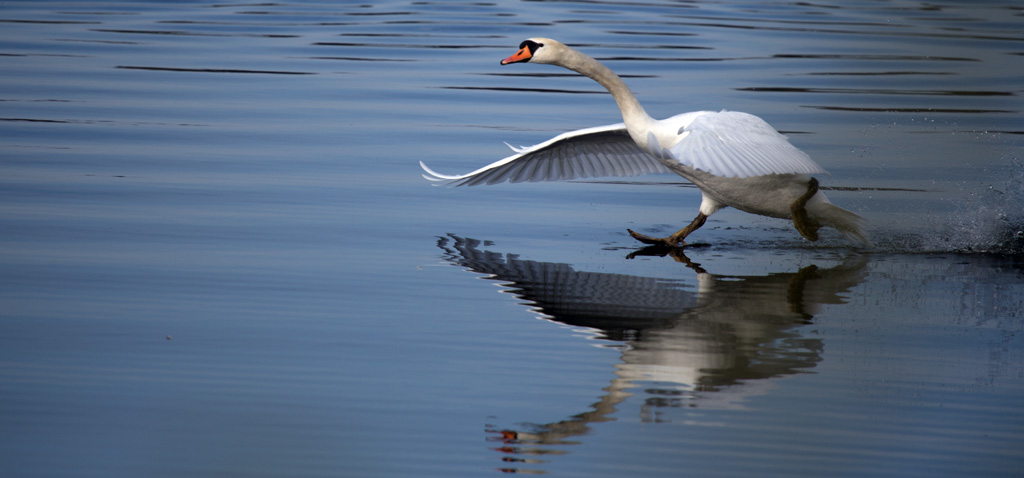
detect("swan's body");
top-left (421, 38), bottom-right (867, 246)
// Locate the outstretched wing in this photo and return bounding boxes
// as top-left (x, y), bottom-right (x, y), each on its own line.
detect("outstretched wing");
top-left (659, 111), bottom-right (827, 179)
top-left (421, 123), bottom-right (671, 186)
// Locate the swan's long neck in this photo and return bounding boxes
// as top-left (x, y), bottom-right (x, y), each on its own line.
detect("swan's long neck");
top-left (559, 48), bottom-right (655, 146)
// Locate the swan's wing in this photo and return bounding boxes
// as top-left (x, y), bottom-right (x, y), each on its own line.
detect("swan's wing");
top-left (420, 123), bottom-right (671, 186)
top-left (660, 111), bottom-right (827, 179)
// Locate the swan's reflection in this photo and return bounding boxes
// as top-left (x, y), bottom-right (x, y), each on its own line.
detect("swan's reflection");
top-left (437, 235), bottom-right (867, 473)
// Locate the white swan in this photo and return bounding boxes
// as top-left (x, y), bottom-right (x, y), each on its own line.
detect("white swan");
top-left (421, 38), bottom-right (867, 246)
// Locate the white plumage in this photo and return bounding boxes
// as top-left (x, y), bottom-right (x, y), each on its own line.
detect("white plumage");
top-left (662, 111), bottom-right (826, 178)
top-left (421, 38), bottom-right (867, 246)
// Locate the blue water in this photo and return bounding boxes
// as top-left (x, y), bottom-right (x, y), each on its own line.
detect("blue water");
top-left (2, 1), bottom-right (1023, 476)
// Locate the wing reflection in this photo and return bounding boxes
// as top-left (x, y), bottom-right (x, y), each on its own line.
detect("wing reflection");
top-left (436, 235), bottom-right (867, 474)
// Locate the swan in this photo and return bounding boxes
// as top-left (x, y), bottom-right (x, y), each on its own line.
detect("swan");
top-left (421, 38), bottom-right (867, 246)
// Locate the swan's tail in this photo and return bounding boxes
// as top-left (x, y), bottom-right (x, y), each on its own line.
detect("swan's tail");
top-left (817, 203), bottom-right (870, 245)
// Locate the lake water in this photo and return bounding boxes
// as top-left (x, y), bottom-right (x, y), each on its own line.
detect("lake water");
top-left (2, 1), bottom-right (1023, 476)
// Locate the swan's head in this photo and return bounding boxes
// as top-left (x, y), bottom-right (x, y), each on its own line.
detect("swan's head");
top-left (500, 38), bottom-right (567, 66)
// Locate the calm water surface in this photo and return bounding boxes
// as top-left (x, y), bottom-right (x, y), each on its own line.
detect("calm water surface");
top-left (1, 1), bottom-right (1023, 476)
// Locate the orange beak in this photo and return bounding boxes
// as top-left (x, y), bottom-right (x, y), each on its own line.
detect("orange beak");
top-left (500, 47), bottom-right (532, 65)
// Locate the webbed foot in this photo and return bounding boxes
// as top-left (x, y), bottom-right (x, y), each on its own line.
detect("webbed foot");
top-left (627, 212), bottom-right (708, 248)
top-left (791, 177), bottom-right (822, 241)
top-left (627, 229), bottom-right (684, 247)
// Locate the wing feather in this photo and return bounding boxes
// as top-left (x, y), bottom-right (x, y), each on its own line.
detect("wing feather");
top-left (420, 123), bottom-right (670, 186)
top-left (663, 111), bottom-right (827, 179)
top-left (593, 147), bottom-right (619, 176)
top-left (422, 111), bottom-right (825, 185)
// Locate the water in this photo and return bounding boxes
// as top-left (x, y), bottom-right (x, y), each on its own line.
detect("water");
top-left (1, 1), bottom-right (1023, 476)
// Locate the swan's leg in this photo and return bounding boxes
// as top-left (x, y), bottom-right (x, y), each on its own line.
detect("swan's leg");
top-left (628, 212), bottom-right (707, 247)
top-left (791, 177), bottom-right (822, 242)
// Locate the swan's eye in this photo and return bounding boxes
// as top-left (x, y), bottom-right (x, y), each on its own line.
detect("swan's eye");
top-left (520, 40), bottom-right (543, 54)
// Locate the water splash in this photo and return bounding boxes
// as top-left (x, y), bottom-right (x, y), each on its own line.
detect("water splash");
top-left (934, 188), bottom-right (1024, 254)
top-left (875, 158), bottom-right (1024, 255)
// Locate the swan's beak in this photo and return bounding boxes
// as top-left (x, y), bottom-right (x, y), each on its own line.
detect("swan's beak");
top-left (500, 47), bottom-right (532, 65)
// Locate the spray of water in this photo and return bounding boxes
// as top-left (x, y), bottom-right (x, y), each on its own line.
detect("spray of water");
top-left (873, 157), bottom-right (1024, 255)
